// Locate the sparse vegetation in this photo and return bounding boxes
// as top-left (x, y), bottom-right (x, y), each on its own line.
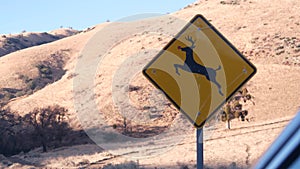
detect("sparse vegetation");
top-left (102, 161), bottom-right (143, 169)
top-left (0, 107), bottom-right (34, 156)
top-left (0, 50), bottom-right (68, 105)
top-left (0, 88), bottom-right (20, 104)
top-left (128, 85), bottom-right (142, 92)
top-left (67, 72), bottom-right (79, 79)
top-left (36, 63), bottom-right (53, 79)
top-left (0, 105), bottom-right (90, 156)
top-left (122, 117), bottom-right (128, 134)
top-left (177, 162), bottom-right (190, 169)
top-left (0, 31), bottom-right (76, 58)
top-left (219, 88), bottom-right (255, 129)
top-left (220, 0), bottom-right (241, 5)
top-left (24, 105), bottom-right (69, 152)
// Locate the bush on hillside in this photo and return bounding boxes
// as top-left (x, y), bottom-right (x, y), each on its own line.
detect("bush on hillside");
top-left (0, 105), bottom-right (71, 156)
top-left (24, 105), bottom-right (69, 152)
top-left (219, 88), bottom-right (255, 129)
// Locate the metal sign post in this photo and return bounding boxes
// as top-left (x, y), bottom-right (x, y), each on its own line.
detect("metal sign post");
top-left (197, 128), bottom-right (204, 169)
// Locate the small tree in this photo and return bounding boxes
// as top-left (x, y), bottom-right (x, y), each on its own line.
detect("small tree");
top-left (0, 107), bottom-right (31, 156)
top-left (219, 88), bottom-right (254, 129)
top-left (24, 105), bottom-right (68, 152)
top-left (123, 117), bottom-right (128, 133)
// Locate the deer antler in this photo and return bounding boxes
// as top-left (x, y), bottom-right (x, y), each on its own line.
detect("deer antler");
top-left (185, 36), bottom-right (196, 48)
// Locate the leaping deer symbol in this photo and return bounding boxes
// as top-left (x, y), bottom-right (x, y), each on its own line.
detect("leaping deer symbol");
top-left (174, 36), bottom-right (224, 96)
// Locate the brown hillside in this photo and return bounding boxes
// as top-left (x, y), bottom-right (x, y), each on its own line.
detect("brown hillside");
top-left (0, 28), bottom-right (78, 57)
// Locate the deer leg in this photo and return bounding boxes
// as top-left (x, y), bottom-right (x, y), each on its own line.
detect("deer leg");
top-left (174, 64), bottom-right (181, 75)
top-left (174, 64), bottom-right (190, 75)
top-left (213, 80), bottom-right (224, 96)
top-left (207, 75), bottom-right (224, 96)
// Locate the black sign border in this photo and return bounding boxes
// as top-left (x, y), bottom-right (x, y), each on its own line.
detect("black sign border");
top-left (143, 14), bottom-right (257, 128)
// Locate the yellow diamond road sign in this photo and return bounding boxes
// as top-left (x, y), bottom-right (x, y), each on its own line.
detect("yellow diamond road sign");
top-left (143, 15), bottom-right (257, 128)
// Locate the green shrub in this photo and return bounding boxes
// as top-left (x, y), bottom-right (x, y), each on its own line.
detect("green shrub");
top-left (40, 67), bottom-right (52, 75)
top-left (15, 90), bottom-right (26, 97)
top-left (28, 80), bottom-right (36, 90)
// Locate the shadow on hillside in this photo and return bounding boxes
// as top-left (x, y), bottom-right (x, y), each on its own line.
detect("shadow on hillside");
top-left (154, 163), bottom-right (247, 169)
top-left (97, 160), bottom-right (248, 169)
top-left (0, 50), bottom-right (69, 105)
top-left (0, 107), bottom-right (108, 168)
top-left (0, 107), bottom-right (95, 157)
top-left (0, 31), bottom-right (76, 57)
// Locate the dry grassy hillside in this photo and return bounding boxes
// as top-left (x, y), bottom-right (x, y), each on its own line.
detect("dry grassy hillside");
top-left (0, 28), bottom-right (79, 57)
top-left (0, 27), bottom-right (96, 106)
top-left (0, 0), bottom-right (299, 168)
